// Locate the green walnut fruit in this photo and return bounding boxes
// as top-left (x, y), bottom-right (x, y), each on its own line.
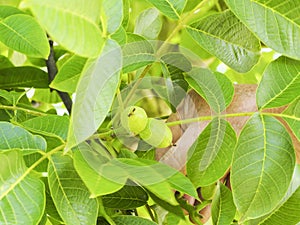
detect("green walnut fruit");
top-left (121, 106), bottom-right (148, 135)
top-left (139, 118), bottom-right (172, 148)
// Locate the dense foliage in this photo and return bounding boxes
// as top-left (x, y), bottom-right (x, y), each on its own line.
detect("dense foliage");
top-left (0, 0), bottom-right (300, 224)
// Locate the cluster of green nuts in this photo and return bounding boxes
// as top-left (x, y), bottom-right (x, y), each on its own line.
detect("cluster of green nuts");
top-left (120, 106), bottom-right (173, 148)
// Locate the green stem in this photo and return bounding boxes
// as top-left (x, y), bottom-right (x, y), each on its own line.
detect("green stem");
top-left (88, 130), bottom-right (114, 140)
top-left (166, 112), bottom-right (255, 126)
top-left (0, 104), bottom-right (48, 117)
top-left (123, 64), bottom-right (153, 107)
top-left (0, 144), bottom-right (65, 200)
top-left (166, 111), bottom-right (300, 127)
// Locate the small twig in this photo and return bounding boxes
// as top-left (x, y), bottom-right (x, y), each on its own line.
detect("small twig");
top-left (46, 40), bottom-right (73, 114)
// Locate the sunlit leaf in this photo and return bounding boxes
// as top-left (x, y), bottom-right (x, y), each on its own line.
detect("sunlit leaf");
top-left (0, 150), bottom-right (45, 224)
top-left (186, 10), bottom-right (260, 73)
top-left (122, 34), bottom-right (156, 73)
top-left (102, 0), bottom-right (123, 34)
top-left (73, 143), bottom-right (124, 197)
top-left (48, 152), bottom-right (98, 225)
top-left (134, 8), bottom-right (162, 39)
top-left (32, 89), bottom-right (61, 104)
top-left (27, 0), bottom-right (104, 57)
top-left (231, 113), bottom-right (295, 220)
top-left (0, 14), bottom-right (49, 58)
top-left (225, 0), bottom-right (300, 60)
top-left (66, 40), bottom-right (122, 150)
top-left (111, 26), bottom-right (127, 45)
top-left (212, 183), bottom-right (236, 225)
top-left (100, 158), bottom-right (197, 205)
top-left (0, 0), bottom-right (20, 7)
top-left (185, 67), bottom-right (234, 113)
top-left (187, 118), bottom-right (236, 187)
top-left (146, 0), bottom-right (186, 20)
top-left (0, 66), bottom-right (48, 88)
top-left (21, 115), bottom-right (69, 140)
top-left (256, 56), bottom-right (300, 109)
top-left (0, 122), bottom-right (46, 154)
top-left (50, 55), bottom-right (88, 93)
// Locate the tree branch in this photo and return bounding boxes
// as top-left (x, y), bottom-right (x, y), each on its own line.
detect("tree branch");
top-left (46, 40), bottom-right (73, 114)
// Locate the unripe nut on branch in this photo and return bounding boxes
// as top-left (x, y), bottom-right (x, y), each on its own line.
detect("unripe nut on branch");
top-left (139, 118), bottom-right (173, 148)
top-left (121, 106), bottom-right (148, 135)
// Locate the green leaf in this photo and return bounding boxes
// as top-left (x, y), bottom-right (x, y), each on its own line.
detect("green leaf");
top-left (111, 26), bottom-right (127, 45)
top-left (161, 52), bottom-right (191, 95)
top-left (146, 0), bottom-right (186, 20)
top-left (134, 8), bottom-right (162, 39)
top-left (185, 67), bottom-right (234, 113)
top-left (73, 143), bottom-right (124, 197)
top-left (282, 98), bottom-right (300, 141)
top-left (186, 10), bottom-right (260, 73)
top-left (0, 14), bottom-right (49, 58)
top-left (225, 0), bottom-right (300, 60)
top-left (50, 55), bottom-right (88, 93)
top-left (100, 158), bottom-right (198, 204)
top-left (0, 55), bottom-right (13, 69)
top-left (256, 56), bottom-right (300, 109)
top-left (259, 186), bottom-right (300, 225)
top-left (32, 89), bottom-right (61, 104)
top-left (0, 66), bottom-right (48, 88)
top-left (0, 0), bottom-right (20, 7)
top-left (27, 0), bottom-right (104, 58)
top-left (42, 178), bottom-right (64, 224)
top-left (0, 122), bottom-right (46, 154)
top-left (66, 40), bottom-right (121, 150)
top-left (48, 152), bottom-right (98, 225)
top-left (0, 150), bottom-right (45, 224)
top-left (0, 5), bottom-right (24, 18)
top-left (102, 184), bottom-right (148, 209)
top-left (211, 183), bottom-right (236, 225)
top-left (231, 113), bottom-right (295, 220)
top-left (0, 89), bottom-right (24, 105)
top-left (122, 34), bottom-right (156, 73)
top-left (122, 0), bottom-right (130, 29)
top-left (21, 115), bottom-right (69, 141)
top-left (187, 118), bottom-right (237, 187)
top-left (113, 215), bottom-right (158, 225)
top-left (102, 0), bottom-right (123, 34)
